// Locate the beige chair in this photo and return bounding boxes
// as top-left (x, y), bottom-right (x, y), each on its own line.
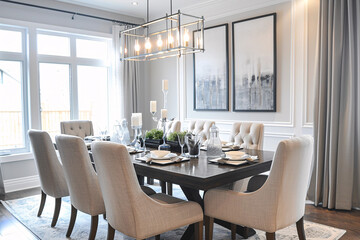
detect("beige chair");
top-left (60, 120), bottom-right (94, 139)
top-left (228, 122), bottom-right (264, 150)
top-left (188, 120), bottom-right (215, 141)
top-left (229, 122), bottom-right (264, 192)
top-left (157, 119), bottom-right (181, 137)
top-left (28, 130), bottom-right (69, 227)
top-left (91, 141), bottom-right (204, 240)
top-left (55, 134), bottom-right (105, 239)
top-left (204, 136), bottom-right (314, 240)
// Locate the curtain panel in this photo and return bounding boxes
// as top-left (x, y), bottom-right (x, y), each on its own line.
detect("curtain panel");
top-left (309, 0), bottom-right (360, 210)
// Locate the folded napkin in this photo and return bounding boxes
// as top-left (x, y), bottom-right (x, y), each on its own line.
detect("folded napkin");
top-left (144, 152), bottom-right (179, 163)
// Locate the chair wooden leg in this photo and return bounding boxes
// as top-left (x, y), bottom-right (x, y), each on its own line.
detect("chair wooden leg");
top-left (205, 216), bottom-right (214, 240)
top-left (66, 205), bottom-right (77, 237)
top-left (231, 223), bottom-right (237, 240)
top-left (107, 223), bottom-right (115, 240)
top-left (103, 213), bottom-right (106, 220)
top-left (155, 234), bottom-right (160, 240)
top-left (296, 217), bottom-right (306, 240)
top-left (266, 232), bottom-right (276, 240)
top-left (147, 177), bottom-right (154, 185)
top-left (51, 198), bottom-right (61, 227)
top-left (37, 190), bottom-right (46, 217)
top-left (89, 215), bottom-right (99, 240)
top-left (195, 221), bottom-right (203, 240)
top-left (167, 182), bottom-right (173, 196)
top-left (160, 181), bottom-right (166, 193)
top-left (243, 227), bottom-right (249, 239)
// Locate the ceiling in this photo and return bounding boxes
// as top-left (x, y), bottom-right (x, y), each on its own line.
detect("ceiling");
top-left (55, 0), bottom-right (211, 20)
top-left (54, 0), bottom-right (287, 21)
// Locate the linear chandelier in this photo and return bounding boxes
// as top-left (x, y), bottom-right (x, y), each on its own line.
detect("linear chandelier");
top-left (120, 0), bottom-right (204, 61)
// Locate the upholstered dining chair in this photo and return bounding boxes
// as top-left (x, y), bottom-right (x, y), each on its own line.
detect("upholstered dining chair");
top-left (60, 120), bottom-right (94, 139)
top-left (91, 141), bottom-right (204, 240)
top-left (229, 122), bottom-right (264, 192)
top-left (157, 119), bottom-right (181, 137)
top-left (188, 120), bottom-right (215, 141)
top-left (204, 136), bottom-right (313, 240)
top-left (55, 134), bottom-right (105, 240)
top-left (28, 129), bottom-right (69, 227)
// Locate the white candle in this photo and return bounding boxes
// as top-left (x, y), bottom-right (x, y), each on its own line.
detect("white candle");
top-left (162, 79), bottom-right (168, 91)
top-left (161, 109), bottom-right (167, 119)
top-left (150, 101), bottom-right (157, 113)
top-left (131, 113), bottom-right (142, 127)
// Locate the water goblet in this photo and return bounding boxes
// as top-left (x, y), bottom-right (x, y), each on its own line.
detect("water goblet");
top-left (178, 134), bottom-right (185, 156)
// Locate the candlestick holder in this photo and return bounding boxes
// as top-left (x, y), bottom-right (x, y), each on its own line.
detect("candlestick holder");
top-left (162, 89), bottom-right (168, 108)
top-left (158, 118), bottom-right (171, 151)
top-left (130, 125), bottom-right (142, 149)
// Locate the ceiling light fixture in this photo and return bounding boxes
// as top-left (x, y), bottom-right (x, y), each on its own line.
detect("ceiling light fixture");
top-left (131, 1), bottom-right (138, 6)
top-left (120, 0), bottom-right (204, 61)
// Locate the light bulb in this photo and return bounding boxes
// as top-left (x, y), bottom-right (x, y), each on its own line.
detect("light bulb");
top-left (183, 28), bottom-right (190, 47)
top-left (157, 35), bottom-right (163, 50)
top-left (134, 39), bottom-right (140, 54)
top-left (145, 37), bottom-right (151, 53)
top-left (168, 34), bottom-right (174, 48)
top-left (124, 47), bottom-right (127, 54)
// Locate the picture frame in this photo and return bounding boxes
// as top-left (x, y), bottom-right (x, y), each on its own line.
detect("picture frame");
top-left (232, 13), bottom-right (277, 112)
top-left (193, 24), bottom-right (229, 111)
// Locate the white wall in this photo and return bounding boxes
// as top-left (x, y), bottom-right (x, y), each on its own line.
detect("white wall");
top-left (143, 0), bottom-right (317, 151)
top-left (0, 0), bottom-right (144, 193)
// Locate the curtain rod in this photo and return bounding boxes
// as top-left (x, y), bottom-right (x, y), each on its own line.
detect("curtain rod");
top-left (0, 0), bottom-right (138, 26)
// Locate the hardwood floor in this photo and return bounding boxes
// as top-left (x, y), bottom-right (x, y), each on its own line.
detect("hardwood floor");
top-left (0, 187), bottom-right (359, 239)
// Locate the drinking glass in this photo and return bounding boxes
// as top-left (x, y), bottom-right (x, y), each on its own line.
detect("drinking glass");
top-left (178, 134), bottom-right (185, 156)
top-left (143, 130), bottom-right (149, 152)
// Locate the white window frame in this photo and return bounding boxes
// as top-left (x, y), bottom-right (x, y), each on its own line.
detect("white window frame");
top-left (0, 24), bottom-right (30, 154)
top-left (36, 29), bottom-right (112, 133)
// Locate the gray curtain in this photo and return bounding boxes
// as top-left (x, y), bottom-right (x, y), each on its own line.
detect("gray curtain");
top-left (309, 0), bottom-right (360, 210)
top-left (119, 34), bottom-right (140, 124)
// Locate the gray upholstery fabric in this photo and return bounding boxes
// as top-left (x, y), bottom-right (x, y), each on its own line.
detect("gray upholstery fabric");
top-left (187, 120), bottom-right (215, 141)
top-left (60, 120), bottom-right (94, 139)
top-left (205, 136), bottom-right (314, 233)
top-left (28, 130), bottom-right (69, 198)
top-left (157, 120), bottom-right (181, 137)
top-left (91, 141), bottom-right (203, 239)
top-left (308, 0), bottom-right (360, 210)
top-left (55, 134), bottom-right (105, 216)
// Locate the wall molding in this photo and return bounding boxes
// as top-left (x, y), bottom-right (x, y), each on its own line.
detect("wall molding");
top-left (4, 175), bottom-right (40, 193)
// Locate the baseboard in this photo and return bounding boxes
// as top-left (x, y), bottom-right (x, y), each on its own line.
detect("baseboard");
top-left (4, 175), bottom-right (40, 193)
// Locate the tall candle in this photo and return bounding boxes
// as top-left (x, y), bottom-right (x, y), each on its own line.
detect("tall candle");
top-left (150, 101), bottom-right (157, 113)
top-left (161, 109), bottom-right (167, 119)
top-left (131, 113), bottom-right (142, 127)
top-left (162, 80), bottom-right (168, 91)
top-left (137, 113), bottom-right (142, 126)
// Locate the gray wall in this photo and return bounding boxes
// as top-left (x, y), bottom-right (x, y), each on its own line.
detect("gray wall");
top-left (143, 0), bottom-right (317, 150)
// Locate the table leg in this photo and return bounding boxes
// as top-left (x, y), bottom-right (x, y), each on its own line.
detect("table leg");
top-left (179, 186), bottom-right (255, 239)
top-left (137, 175), bottom-right (144, 185)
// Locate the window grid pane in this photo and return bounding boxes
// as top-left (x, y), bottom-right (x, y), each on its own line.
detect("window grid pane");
top-left (76, 39), bottom-right (108, 60)
top-left (37, 34), bottom-right (70, 56)
top-left (0, 60), bottom-right (25, 150)
top-left (0, 29), bottom-right (22, 53)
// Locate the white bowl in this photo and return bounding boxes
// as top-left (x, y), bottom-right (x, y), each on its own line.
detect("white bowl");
top-left (150, 150), bottom-right (171, 158)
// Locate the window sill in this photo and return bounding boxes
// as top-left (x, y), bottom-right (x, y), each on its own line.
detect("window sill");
top-left (0, 152), bottom-right (34, 163)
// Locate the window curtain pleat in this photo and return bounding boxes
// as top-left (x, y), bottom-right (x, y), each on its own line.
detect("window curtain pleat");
top-left (309, 0), bottom-right (360, 210)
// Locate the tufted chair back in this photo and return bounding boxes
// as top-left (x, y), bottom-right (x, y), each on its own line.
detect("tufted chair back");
top-left (187, 120), bottom-right (215, 141)
top-left (229, 122), bottom-right (264, 150)
top-left (157, 120), bottom-right (181, 137)
top-left (60, 120), bottom-right (94, 139)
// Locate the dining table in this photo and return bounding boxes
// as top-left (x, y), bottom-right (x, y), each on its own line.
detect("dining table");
top-left (131, 148), bottom-right (274, 240)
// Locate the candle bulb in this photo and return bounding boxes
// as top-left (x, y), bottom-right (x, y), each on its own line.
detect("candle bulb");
top-left (150, 101), bottom-right (157, 113)
top-left (161, 109), bottom-right (167, 119)
top-left (162, 79), bottom-right (168, 91)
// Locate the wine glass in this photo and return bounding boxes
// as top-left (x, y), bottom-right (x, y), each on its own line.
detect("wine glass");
top-left (178, 133), bottom-right (185, 156)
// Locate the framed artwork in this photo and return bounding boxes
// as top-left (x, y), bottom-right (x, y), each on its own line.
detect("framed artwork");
top-left (193, 24), bottom-right (229, 111)
top-left (232, 13), bottom-right (276, 112)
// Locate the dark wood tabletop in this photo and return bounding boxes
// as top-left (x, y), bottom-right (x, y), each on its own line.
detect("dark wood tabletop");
top-left (131, 149), bottom-right (274, 191)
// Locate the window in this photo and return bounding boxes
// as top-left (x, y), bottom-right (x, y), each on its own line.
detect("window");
top-left (0, 26), bottom-right (28, 154)
top-left (37, 30), bottom-right (111, 137)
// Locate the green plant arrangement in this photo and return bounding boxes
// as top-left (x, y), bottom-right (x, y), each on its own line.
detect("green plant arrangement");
top-left (167, 131), bottom-right (187, 141)
top-left (145, 129), bottom-right (164, 140)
